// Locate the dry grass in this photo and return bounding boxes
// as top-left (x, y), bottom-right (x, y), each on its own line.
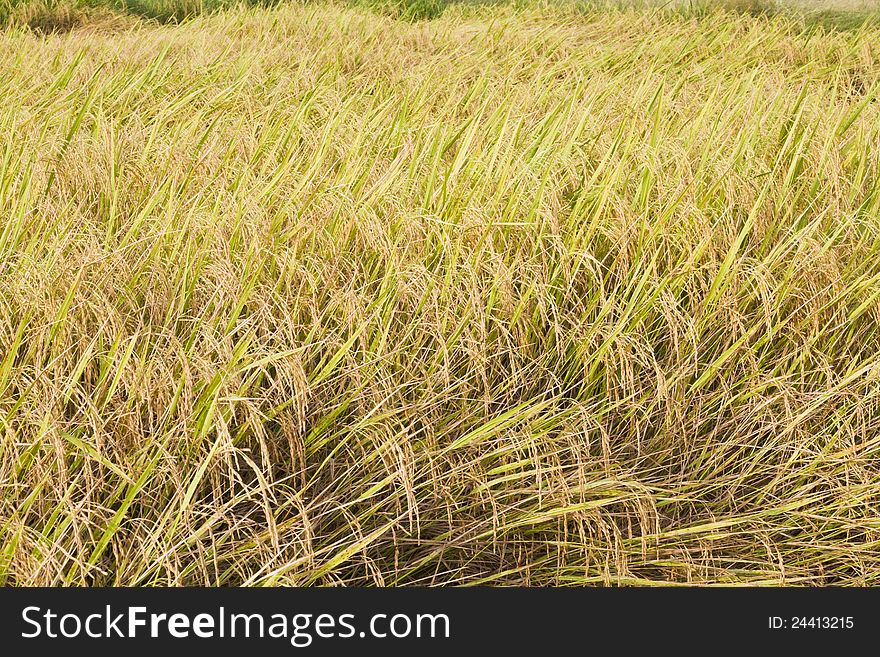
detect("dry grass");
top-left (1, 1), bottom-right (879, 586)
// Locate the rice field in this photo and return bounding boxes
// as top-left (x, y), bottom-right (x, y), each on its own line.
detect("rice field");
top-left (1, 0), bottom-right (879, 586)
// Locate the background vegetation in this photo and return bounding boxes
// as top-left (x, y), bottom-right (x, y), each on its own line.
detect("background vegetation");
top-left (2, 0), bottom-right (879, 30)
top-left (1, 0), bottom-right (879, 585)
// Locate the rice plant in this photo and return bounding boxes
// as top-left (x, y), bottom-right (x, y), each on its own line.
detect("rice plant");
top-left (0, 0), bottom-right (879, 585)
